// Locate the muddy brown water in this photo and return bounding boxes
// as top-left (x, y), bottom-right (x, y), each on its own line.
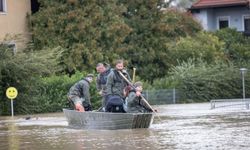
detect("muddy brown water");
top-left (0, 103), bottom-right (249, 150)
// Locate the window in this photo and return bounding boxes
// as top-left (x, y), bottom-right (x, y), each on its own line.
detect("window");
top-left (218, 17), bottom-right (229, 29)
top-left (243, 15), bottom-right (250, 32)
top-left (0, 0), bottom-right (6, 13)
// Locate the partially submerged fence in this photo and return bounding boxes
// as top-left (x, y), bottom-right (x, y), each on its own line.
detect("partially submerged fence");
top-left (144, 89), bottom-right (179, 105)
top-left (210, 98), bottom-right (250, 110)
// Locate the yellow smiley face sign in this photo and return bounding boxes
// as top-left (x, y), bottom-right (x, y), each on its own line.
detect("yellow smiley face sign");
top-left (6, 87), bottom-right (18, 99)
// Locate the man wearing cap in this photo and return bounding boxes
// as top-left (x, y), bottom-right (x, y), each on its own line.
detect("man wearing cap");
top-left (67, 74), bottom-right (94, 112)
top-left (124, 81), bottom-right (152, 113)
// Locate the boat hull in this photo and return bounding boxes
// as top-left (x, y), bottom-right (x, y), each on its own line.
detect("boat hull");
top-left (63, 109), bottom-right (154, 130)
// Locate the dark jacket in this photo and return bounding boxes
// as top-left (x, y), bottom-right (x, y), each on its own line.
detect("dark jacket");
top-left (106, 69), bottom-right (131, 98)
top-left (67, 78), bottom-right (91, 105)
top-left (96, 67), bottom-right (112, 96)
top-left (125, 90), bottom-right (152, 113)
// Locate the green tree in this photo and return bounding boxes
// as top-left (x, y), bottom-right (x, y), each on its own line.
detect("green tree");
top-left (0, 45), bottom-right (60, 115)
top-left (214, 28), bottom-right (250, 61)
top-left (168, 31), bottom-right (226, 65)
top-left (32, 0), bottom-right (201, 82)
top-left (32, 0), bottom-right (131, 73)
top-left (118, 0), bottom-right (202, 82)
top-left (152, 60), bottom-right (248, 102)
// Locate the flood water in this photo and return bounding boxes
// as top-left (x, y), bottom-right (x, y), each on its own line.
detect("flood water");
top-left (0, 103), bottom-right (250, 150)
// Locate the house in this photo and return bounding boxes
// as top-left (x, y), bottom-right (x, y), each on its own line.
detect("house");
top-left (190, 0), bottom-right (250, 35)
top-left (0, 0), bottom-right (39, 50)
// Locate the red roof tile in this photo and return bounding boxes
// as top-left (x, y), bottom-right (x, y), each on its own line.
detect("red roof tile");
top-left (191, 0), bottom-right (250, 9)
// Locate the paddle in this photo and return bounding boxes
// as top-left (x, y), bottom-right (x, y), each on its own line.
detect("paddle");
top-left (118, 71), bottom-right (163, 122)
top-left (117, 71), bottom-right (157, 113)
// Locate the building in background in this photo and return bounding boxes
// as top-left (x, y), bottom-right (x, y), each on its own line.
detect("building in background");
top-left (190, 0), bottom-right (250, 35)
top-left (0, 0), bottom-right (39, 50)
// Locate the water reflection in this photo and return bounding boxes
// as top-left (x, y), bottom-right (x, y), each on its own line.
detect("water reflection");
top-left (0, 103), bottom-right (250, 150)
top-left (8, 118), bottom-right (20, 150)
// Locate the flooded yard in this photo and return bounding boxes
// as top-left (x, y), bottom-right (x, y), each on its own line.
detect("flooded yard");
top-left (0, 103), bottom-right (249, 150)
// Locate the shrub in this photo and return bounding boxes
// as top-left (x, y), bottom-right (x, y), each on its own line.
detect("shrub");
top-left (214, 28), bottom-right (250, 61)
top-left (151, 60), bottom-right (249, 103)
top-left (30, 72), bottom-right (101, 113)
top-left (168, 31), bottom-right (226, 65)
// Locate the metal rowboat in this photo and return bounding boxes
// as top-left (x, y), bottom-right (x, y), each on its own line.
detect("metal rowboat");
top-left (63, 109), bottom-right (154, 130)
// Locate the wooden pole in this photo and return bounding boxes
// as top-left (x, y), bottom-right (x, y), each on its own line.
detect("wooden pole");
top-left (118, 71), bottom-right (155, 113)
top-left (132, 67), bottom-right (136, 83)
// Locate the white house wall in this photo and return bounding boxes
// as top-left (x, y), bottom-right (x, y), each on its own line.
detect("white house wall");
top-left (214, 7), bottom-right (250, 31)
top-left (193, 7), bottom-right (250, 31)
top-left (193, 9), bottom-right (209, 30)
top-left (206, 9), bottom-right (215, 31)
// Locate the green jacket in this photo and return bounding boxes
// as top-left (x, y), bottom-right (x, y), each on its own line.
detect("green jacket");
top-left (67, 78), bottom-right (91, 105)
top-left (106, 69), bottom-right (131, 98)
top-left (125, 91), bottom-right (152, 113)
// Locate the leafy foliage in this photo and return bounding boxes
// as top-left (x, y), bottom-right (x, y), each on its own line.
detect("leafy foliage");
top-left (214, 28), bottom-right (250, 61)
top-left (32, 0), bottom-right (202, 82)
top-left (29, 72), bottom-right (100, 113)
top-left (32, 0), bottom-right (131, 73)
top-left (0, 45), bottom-right (60, 115)
top-left (117, 1), bottom-right (202, 82)
top-left (168, 31), bottom-right (226, 65)
top-left (152, 60), bottom-right (249, 102)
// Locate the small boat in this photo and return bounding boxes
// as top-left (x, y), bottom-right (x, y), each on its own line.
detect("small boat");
top-left (63, 109), bottom-right (154, 130)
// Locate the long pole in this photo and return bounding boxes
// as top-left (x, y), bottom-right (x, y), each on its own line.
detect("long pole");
top-left (118, 71), bottom-right (155, 112)
top-left (118, 71), bottom-right (163, 122)
top-left (240, 68), bottom-right (249, 109)
top-left (132, 67), bottom-right (136, 83)
top-left (242, 73), bottom-right (245, 100)
top-left (11, 99), bottom-right (14, 117)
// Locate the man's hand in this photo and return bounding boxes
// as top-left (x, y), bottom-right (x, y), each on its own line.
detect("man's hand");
top-left (75, 103), bottom-right (85, 112)
top-left (98, 90), bottom-right (103, 95)
top-left (136, 91), bottom-right (141, 97)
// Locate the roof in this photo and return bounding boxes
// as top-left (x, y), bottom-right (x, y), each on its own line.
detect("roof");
top-left (191, 0), bottom-right (250, 9)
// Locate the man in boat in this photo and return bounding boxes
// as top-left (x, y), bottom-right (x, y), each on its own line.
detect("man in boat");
top-left (96, 63), bottom-right (112, 111)
top-left (67, 74), bottom-right (94, 112)
top-left (124, 81), bottom-right (153, 113)
top-left (105, 59), bottom-right (131, 112)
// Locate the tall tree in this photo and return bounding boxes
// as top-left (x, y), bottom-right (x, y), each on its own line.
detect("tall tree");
top-left (32, 0), bottom-right (131, 73)
top-left (32, 0), bottom-right (201, 81)
top-left (118, 0), bottom-right (201, 82)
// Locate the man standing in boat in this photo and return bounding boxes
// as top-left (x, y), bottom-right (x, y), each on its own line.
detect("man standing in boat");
top-left (67, 74), bottom-right (94, 112)
top-left (105, 59), bottom-right (131, 112)
top-left (96, 63), bottom-right (112, 110)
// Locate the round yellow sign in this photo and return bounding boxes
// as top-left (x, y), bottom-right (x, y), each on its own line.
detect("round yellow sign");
top-left (6, 87), bottom-right (18, 99)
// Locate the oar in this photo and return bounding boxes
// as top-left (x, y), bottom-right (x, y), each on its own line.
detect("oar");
top-left (118, 71), bottom-right (162, 121)
top-left (118, 71), bottom-right (162, 122)
top-left (132, 67), bottom-right (136, 83)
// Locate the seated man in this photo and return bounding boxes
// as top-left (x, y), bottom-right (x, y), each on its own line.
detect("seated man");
top-left (124, 82), bottom-right (153, 113)
top-left (67, 74), bottom-right (94, 112)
